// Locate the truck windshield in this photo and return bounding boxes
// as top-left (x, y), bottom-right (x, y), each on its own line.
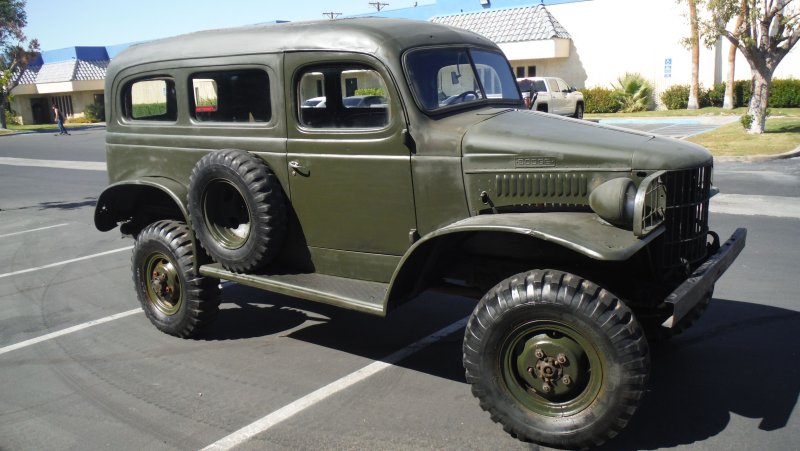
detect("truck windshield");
top-left (405, 48), bottom-right (521, 112)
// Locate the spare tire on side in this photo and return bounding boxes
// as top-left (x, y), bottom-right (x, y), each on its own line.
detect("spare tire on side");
top-left (188, 149), bottom-right (287, 273)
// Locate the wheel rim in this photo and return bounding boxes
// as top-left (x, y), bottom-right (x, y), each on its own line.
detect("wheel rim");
top-left (500, 320), bottom-right (604, 417)
top-left (144, 252), bottom-right (183, 316)
top-left (203, 179), bottom-right (251, 249)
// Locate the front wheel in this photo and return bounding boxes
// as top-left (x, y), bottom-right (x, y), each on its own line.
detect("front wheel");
top-left (573, 102), bottom-right (584, 119)
top-left (132, 220), bottom-right (221, 338)
top-left (463, 270), bottom-right (649, 448)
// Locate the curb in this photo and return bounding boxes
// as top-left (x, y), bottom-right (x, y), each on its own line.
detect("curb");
top-left (715, 146), bottom-right (800, 162)
top-left (0, 124), bottom-right (106, 137)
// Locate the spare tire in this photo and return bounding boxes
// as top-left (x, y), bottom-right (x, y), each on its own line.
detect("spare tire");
top-left (188, 149), bottom-right (286, 273)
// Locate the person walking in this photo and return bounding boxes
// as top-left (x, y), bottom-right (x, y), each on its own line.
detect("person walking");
top-left (53, 104), bottom-right (69, 135)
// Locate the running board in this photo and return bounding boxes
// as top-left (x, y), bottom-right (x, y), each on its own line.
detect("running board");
top-left (199, 263), bottom-right (388, 316)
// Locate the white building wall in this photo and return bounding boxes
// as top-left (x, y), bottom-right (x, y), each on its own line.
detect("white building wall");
top-left (537, 0), bottom-right (798, 105)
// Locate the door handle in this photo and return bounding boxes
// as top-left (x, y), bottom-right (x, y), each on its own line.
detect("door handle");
top-left (289, 160), bottom-right (309, 176)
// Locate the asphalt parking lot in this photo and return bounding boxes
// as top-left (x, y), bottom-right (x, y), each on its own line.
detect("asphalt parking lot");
top-left (1, 128), bottom-right (798, 450)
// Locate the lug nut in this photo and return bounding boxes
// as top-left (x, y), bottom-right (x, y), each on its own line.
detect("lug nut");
top-left (534, 348), bottom-right (545, 359)
top-left (562, 375), bottom-right (572, 385)
top-left (527, 367), bottom-right (534, 374)
top-left (556, 353), bottom-right (567, 364)
top-left (541, 383), bottom-right (552, 393)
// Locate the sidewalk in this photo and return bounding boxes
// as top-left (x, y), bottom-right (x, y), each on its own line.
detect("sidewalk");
top-left (0, 123), bottom-right (106, 137)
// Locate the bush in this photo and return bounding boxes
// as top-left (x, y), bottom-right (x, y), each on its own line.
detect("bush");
top-left (613, 73), bottom-right (653, 112)
top-left (354, 88), bottom-right (385, 96)
top-left (85, 102), bottom-right (105, 122)
top-left (733, 80), bottom-right (751, 107)
top-left (580, 87), bottom-right (621, 113)
top-left (661, 85), bottom-right (689, 110)
top-left (740, 113), bottom-right (753, 129)
top-left (706, 83), bottom-right (726, 107)
top-left (4, 109), bottom-right (21, 126)
top-left (132, 103), bottom-right (167, 118)
top-left (66, 116), bottom-right (92, 124)
top-left (769, 79), bottom-right (800, 108)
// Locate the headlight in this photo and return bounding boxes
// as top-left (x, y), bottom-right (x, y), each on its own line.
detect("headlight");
top-left (589, 178), bottom-right (637, 228)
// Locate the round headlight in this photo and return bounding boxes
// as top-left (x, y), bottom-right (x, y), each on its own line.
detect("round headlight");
top-left (588, 178), bottom-right (637, 228)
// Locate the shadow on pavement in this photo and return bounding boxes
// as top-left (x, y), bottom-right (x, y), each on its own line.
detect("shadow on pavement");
top-left (204, 285), bottom-right (800, 449)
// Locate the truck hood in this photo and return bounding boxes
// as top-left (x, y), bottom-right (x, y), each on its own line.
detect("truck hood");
top-left (461, 110), bottom-right (713, 172)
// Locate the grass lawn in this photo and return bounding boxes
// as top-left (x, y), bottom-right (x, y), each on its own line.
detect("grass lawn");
top-left (586, 107), bottom-right (800, 119)
top-left (687, 117), bottom-right (800, 157)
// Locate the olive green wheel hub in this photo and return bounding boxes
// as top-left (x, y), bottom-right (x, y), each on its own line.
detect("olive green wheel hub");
top-left (145, 253), bottom-right (183, 316)
top-left (502, 320), bottom-right (603, 417)
top-left (203, 179), bottom-right (251, 249)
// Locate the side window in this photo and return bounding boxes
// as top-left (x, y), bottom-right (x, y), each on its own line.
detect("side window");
top-left (297, 64), bottom-right (390, 129)
top-left (126, 77), bottom-right (177, 121)
top-left (557, 79), bottom-right (571, 93)
top-left (547, 79), bottom-right (560, 93)
top-left (190, 69), bottom-right (271, 123)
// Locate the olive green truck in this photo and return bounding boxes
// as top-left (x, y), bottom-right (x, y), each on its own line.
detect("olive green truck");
top-left (94, 18), bottom-right (746, 449)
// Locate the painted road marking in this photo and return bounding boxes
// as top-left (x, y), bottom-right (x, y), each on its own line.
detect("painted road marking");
top-left (0, 309), bottom-right (141, 357)
top-left (711, 194), bottom-right (800, 219)
top-left (0, 246), bottom-right (133, 280)
top-left (0, 223), bottom-right (69, 239)
top-left (202, 316), bottom-right (470, 451)
top-left (0, 157), bottom-right (106, 171)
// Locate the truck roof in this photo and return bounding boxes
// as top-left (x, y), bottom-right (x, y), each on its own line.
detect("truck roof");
top-left (108, 17), bottom-right (494, 75)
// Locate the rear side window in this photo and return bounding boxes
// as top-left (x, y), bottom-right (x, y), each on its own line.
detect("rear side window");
top-left (190, 69), bottom-right (271, 123)
top-left (125, 77), bottom-right (177, 121)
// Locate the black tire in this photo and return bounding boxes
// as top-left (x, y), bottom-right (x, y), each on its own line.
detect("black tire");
top-left (132, 220), bottom-right (221, 338)
top-left (574, 102), bottom-right (584, 119)
top-left (188, 149), bottom-right (287, 273)
top-left (463, 270), bottom-right (649, 449)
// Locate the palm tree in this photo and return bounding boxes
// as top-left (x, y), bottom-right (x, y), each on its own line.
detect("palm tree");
top-left (613, 73), bottom-right (653, 112)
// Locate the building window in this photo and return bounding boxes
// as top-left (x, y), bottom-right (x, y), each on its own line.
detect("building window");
top-left (125, 77), bottom-right (177, 121)
top-left (527, 66), bottom-right (536, 77)
top-left (516, 67), bottom-right (525, 78)
top-left (52, 95), bottom-right (73, 117)
top-left (190, 69), bottom-right (271, 122)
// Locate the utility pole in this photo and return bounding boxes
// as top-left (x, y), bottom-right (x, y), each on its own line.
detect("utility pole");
top-left (369, 2), bottom-right (389, 11)
top-left (322, 12), bottom-right (342, 20)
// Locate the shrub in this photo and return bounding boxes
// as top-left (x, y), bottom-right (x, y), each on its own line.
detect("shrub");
top-left (733, 80), bottom-right (751, 107)
top-left (66, 116), bottom-right (92, 124)
top-left (769, 79), bottom-right (800, 108)
top-left (132, 103), bottom-right (167, 118)
top-left (661, 85), bottom-right (689, 110)
top-left (580, 87), bottom-right (620, 113)
top-left (706, 83), bottom-right (726, 107)
top-left (613, 73), bottom-right (653, 112)
top-left (740, 113), bottom-right (753, 129)
top-left (4, 109), bottom-right (21, 126)
top-left (85, 102), bottom-right (105, 122)
top-left (354, 88), bottom-right (385, 96)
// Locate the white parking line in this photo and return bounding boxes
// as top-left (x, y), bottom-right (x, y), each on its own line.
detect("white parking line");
top-left (0, 157), bottom-right (106, 171)
top-left (0, 223), bottom-right (69, 239)
top-left (0, 246), bottom-right (133, 280)
top-left (0, 308), bottom-right (141, 357)
top-left (202, 316), bottom-right (469, 451)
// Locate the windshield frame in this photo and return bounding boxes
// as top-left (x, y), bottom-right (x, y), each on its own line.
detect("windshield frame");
top-left (402, 45), bottom-right (523, 115)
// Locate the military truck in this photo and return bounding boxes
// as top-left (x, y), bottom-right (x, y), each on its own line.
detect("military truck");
top-left (94, 18), bottom-right (746, 449)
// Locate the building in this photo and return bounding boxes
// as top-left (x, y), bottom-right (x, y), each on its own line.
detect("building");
top-left (9, 45), bottom-right (129, 125)
top-left (10, 0), bottom-right (797, 122)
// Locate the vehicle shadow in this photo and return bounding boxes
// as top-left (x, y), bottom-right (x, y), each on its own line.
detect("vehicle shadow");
top-left (205, 286), bottom-right (800, 449)
top-left (599, 298), bottom-right (800, 450)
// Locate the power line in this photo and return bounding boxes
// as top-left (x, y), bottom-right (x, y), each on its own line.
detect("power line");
top-left (322, 12), bottom-right (342, 20)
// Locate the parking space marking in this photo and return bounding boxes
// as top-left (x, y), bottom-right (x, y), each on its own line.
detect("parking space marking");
top-left (0, 308), bottom-right (141, 357)
top-left (0, 223), bottom-right (69, 239)
top-left (0, 246), bottom-right (133, 280)
top-left (202, 316), bottom-right (470, 451)
top-left (0, 157), bottom-right (106, 171)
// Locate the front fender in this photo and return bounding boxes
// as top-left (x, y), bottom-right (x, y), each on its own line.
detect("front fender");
top-left (384, 212), bottom-right (663, 310)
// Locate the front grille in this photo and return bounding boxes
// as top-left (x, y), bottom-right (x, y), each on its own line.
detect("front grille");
top-left (660, 164), bottom-right (712, 270)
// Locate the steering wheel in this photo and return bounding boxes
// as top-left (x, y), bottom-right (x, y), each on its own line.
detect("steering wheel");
top-left (442, 90), bottom-right (479, 106)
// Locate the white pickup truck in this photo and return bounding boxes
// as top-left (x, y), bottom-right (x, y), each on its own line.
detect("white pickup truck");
top-left (517, 77), bottom-right (585, 119)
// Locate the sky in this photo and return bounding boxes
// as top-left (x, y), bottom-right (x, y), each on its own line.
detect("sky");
top-left (22, 0), bottom-right (425, 51)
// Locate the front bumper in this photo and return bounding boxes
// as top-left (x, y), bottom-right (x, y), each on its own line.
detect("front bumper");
top-left (661, 228), bottom-right (747, 328)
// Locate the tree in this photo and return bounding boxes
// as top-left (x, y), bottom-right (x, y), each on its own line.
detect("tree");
top-left (705, 0), bottom-right (800, 133)
top-left (688, 0), bottom-right (702, 109)
top-left (1, 0), bottom-right (39, 129)
top-left (723, 0), bottom-right (748, 109)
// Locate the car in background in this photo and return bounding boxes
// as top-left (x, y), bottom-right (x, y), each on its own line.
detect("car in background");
top-left (517, 76), bottom-right (585, 119)
top-left (301, 95), bottom-right (388, 109)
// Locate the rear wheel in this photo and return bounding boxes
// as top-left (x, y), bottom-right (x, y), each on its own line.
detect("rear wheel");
top-left (132, 220), bottom-right (220, 338)
top-left (463, 270), bottom-right (649, 448)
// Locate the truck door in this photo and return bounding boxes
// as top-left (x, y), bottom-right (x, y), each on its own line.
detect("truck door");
top-left (284, 52), bottom-right (417, 256)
